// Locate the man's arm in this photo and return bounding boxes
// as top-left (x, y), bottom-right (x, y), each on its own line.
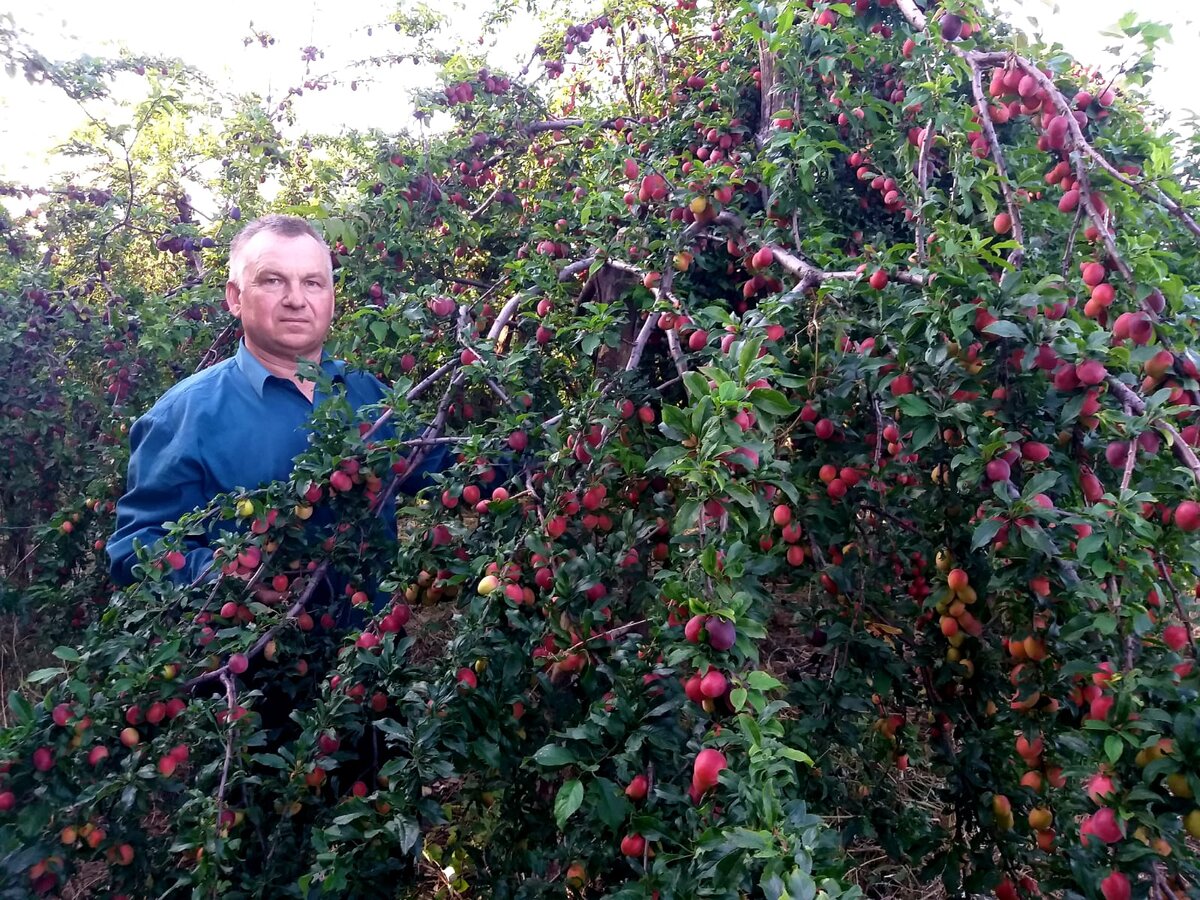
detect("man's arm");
top-left (107, 404), bottom-right (215, 586)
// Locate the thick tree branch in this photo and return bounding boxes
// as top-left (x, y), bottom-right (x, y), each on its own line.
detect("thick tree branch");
top-left (486, 292), bottom-right (528, 342)
top-left (184, 561), bottom-right (332, 694)
top-left (894, 0), bottom-right (927, 29)
top-left (627, 312), bottom-right (662, 373)
top-left (446, 276), bottom-right (494, 291)
top-left (522, 117), bottom-right (617, 135)
top-left (558, 256), bottom-right (597, 282)
top-left (697, 211), bottom-right (928, 289)
top-left (551, 619), bottom-right (649, 660)
top-left (1003, 55), bottom-right (1136, 293)
top-left (665, 327), bottom-right (688, 380)
top-left (468, 184), bottom-right (503, 221)
top-left (1079, 147), bottom-right (1200, 242)
top-left (1120, 428), bottom-right (1138, 493)
top-left (361, 358), bottom-right (463, 443)
top-left (195, 322), bottom-right (240, 373)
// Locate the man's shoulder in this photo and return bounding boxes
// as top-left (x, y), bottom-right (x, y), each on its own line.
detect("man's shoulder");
top-left (146, 357), bottom-right (240, 420)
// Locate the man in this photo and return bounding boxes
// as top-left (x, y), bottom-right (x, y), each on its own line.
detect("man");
top-left (107, 214), bottom-right (447, 598)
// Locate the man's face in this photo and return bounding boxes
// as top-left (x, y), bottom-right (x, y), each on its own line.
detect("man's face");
top-left (225, 231), bottom-right (334, 363)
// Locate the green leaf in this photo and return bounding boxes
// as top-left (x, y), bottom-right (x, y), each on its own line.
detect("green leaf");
top-left (896, 394), bottom-right (934, 417)
top-left (725, 828), bottom-right (770, 851)
top-left (682, 371), bottom-right (711, 401)
top-left (1022, 471), bottom-right (1060, 499)
top-left (586, 777), bottom-right (629, 830)
top-left (645, 445), bottom-right (687, 472)
top-left (971, 518), bottom-right (1004, 550)
top-left (746, 671), bottom-right (784, 691)
top-left (553, 778), bottom-right (584, 828)
top-left (8, 690), bottom-right (33, 724)
top-left (749, 388), bottom-right (796, 417)
top-left (725, 481), bottom-right (758, 509)
top-left (250, 753), bottom-right (289, 769)
top-left (25, 667), bottom-right (65, 685)
top-left (982, 319), bottom-right (1024, 340)
top-left (729, 687), bottom-right (748, 711)
top-left (779, 746), bottom-right (814, 765)
top-left (1075, 533), bottom-right (1106, 559)
top-left (661, 404), bottom-right (689, 433)
top-left (911, 420), bottom-right (938, 452)
top-left (533, 744), bottom-right (576, 768)
top-left (52, 646), bottom-right (81, 662)
top-left (1104, 734), bottom-right (1123, 765)
top-left (738, 337), bottom-right (764, 375)
top-left (1017, 523), bottom-right (1058, 557)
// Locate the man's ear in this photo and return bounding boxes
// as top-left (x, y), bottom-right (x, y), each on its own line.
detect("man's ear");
top-left (225, 280), bottom-right (243, 317)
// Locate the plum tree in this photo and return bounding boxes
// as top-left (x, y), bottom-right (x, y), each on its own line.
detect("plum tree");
top-left (0, 0), bottom-right (1199, 898)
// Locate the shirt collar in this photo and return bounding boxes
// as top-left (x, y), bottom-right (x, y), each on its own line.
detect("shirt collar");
top-left (235, 339), bottom-right (346, 398)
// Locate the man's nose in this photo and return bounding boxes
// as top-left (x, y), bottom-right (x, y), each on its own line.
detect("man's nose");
top-left (280, 282), bottom-right (306, 305)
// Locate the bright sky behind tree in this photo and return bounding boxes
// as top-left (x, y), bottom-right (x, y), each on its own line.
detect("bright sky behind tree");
top-left (0, 0), bottom-right (1195, 189)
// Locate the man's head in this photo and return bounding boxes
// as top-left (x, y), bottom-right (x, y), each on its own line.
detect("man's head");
top-left (225, 215), bottom-right (335, 366)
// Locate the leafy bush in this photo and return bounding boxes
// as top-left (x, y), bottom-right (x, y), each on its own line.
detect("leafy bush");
top-left (1, 1), bottom-right (1199, 897)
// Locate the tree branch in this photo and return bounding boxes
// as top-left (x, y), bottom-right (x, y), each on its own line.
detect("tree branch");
top-left (184, 560), bottom-right (332, 694)
top-left (467, 184), bottom-right (503, 221)
top-left (1106, 375), bottom-right (1200, 485)
top-left (626, 312), bottom-right (662, 373)
top-left (965, 57), bottom-right (1024, 268)
top-left (915, 119), bottom-right (936, 263)
top-left (890, 5), bottom-right (1199, 282)
top-left (894, 0), bottom-right (927, 30)
top-left (664, 327), bottom-right (688, 380)
top-left (557, 256), bottom-right (598, 282)
top-left (1003, 56), bottom-right (1136, 290)
top-left (1061, 204), bottom-right (1085, 280)
top-left (215, 672), bottom-right (237, 828)
top-left (1155, 555), bottom-right (1199, 661)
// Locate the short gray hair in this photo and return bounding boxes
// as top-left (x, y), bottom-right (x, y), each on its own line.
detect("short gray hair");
top-left (228, 214), bottom-right (330, 289)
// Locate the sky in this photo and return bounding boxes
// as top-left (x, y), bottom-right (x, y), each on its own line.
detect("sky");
top-left (0, 0), bottom-right (1195, 190)
top-left (0, 0), bottom-right (533, 186)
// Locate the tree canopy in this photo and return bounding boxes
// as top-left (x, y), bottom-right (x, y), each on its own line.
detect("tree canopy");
top-left (1, 0), bottom-right (1199, 897)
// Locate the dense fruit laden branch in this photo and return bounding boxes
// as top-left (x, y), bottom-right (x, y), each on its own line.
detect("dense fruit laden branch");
top-left (987, 51), bottom-right (1136, 289)
top-left (896, 0), bottom-right (1199, 251)
top-left (1105, 375), bottom-right (1200, 485)
top-left (890, 0), bottom-right (1200, 491)
top-left (964, 55), bottom-right (1025, 267)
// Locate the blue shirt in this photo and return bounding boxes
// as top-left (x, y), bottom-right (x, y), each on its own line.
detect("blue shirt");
top-left (107, 340), bottom-right (447, 586)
